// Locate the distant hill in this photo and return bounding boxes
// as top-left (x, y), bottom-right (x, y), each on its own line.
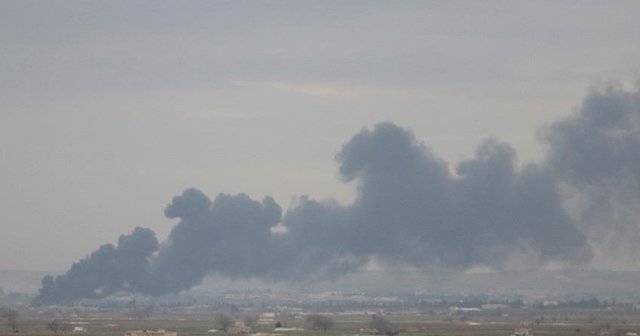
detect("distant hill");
top-left (0, 269), bottom-right (60, 294)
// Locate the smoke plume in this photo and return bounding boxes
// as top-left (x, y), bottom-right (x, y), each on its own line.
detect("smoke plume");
top-left (33, 227), bottom-right (158, 305)
top-left (34, 83), bottom-right (640, 305)
top-left (543, 83), bottom-right (640, 268)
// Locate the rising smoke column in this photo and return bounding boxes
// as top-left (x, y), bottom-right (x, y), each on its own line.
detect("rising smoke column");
top-left (285, 124), bottom-right (590, 270)
top-left (32, 124), bottom-right (591, 305)
top-left (33, 227), bottom-right (158, 306)
top-left (35, 84), bottom-right (640, 305)
top-left (33, 192), bottom-right (283, 305)
top-left (543, 83), bottom-right (640, 268)
top-left (31, 123), bottom-right (591, 305)
top-left (144, 190), bottom-right (283, 294)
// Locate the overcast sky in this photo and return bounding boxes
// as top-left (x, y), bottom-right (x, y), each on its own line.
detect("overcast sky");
top-left (1, 1), bottom-right (639, 271)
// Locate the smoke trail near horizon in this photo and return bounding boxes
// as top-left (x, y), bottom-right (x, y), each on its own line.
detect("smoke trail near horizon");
top-left (34, 83), bottom-right (640, 305)
top-left (33, 227), bottom-right (158, 305)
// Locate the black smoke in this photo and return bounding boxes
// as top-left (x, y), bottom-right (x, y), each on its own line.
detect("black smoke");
top-left (147, 191), bottom-right (283, 294)
top-left (33, 227), bottom-right (158, 305)
top-left (34, 83), bottom-right (640, 305)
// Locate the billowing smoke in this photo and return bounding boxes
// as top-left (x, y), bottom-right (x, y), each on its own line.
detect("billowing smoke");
top-left (543, 84), bottom-right (640, 268)
top-left (32, 227), bottom-right (158, 305)
top-left (285, 125), bottom-right (589, 272)
top-left (34, 83), bottom-right (640, 305)
top-left (147, 191), bottom-right (283, 294)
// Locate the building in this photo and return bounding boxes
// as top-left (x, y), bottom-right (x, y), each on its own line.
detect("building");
top-left (512, 328), bottom-right (533, 336)
top-left (258, 313), bottom-right (277, 325)
top-left (125, 330), bottom-right (177, 336)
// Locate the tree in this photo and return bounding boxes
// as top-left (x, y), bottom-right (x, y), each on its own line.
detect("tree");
top-left (215, 313), bottom-right (234, 332)
top-left (369, 314), bottom-right (401, 336)
top-left (306, 314), bottom-right (334, 335)
top-left (47, 320), bottom-right (72, 334)
top-left (1, 308), bottom-right (19, 333)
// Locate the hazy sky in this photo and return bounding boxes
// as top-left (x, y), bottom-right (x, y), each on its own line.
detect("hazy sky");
top-left (1, 1), bottom-right (639, 271)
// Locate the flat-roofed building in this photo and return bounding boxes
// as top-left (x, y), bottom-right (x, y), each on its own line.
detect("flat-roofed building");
top-left (125, 330), bottom-right (177, 336)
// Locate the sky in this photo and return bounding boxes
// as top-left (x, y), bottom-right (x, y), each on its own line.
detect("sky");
top-left (1, 1), bottom-right (640, 272)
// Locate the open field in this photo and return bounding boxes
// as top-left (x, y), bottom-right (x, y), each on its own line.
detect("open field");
top-left (4, 309), bottom-right (640, 336)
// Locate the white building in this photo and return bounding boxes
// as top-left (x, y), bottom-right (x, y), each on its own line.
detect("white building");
top-left (125, 330), bottom-right (177, 336)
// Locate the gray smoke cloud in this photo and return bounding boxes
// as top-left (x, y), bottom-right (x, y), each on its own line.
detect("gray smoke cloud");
top-left (34, 83), bottom-right (640, 305)
top-left (33, 227), bottom-right (158, 305)
top-left (285, 124), bottom-right (589, 271)
top-left (543, 83), bottom-right (640, 268)
top-left (148, 191), bottom-right (283, 294)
